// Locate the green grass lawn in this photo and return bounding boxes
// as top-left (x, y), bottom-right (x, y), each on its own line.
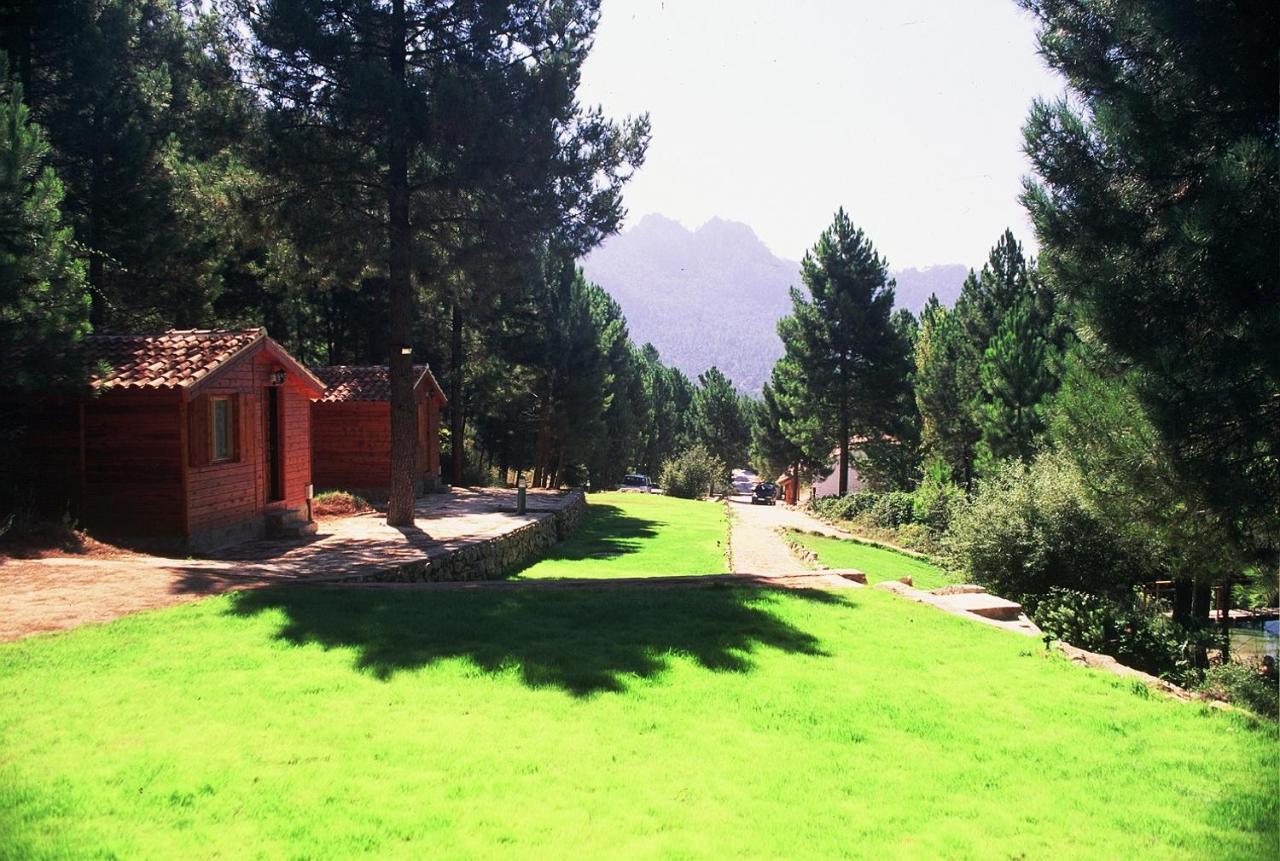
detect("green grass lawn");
top-left (789, 530), bottom-right (957, 590)
top-left (515, 491), bottom-right (727, 578)
top-left (2, 581), bottom-right (1275, 859)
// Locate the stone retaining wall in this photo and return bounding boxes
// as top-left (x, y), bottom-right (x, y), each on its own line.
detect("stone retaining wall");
top-left (335, 490), bottom-right (587, 584)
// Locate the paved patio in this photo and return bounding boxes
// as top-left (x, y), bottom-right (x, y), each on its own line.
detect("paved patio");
top-left (0, 488), bottom-right (574, 642)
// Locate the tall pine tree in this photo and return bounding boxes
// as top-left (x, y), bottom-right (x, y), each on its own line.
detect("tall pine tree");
top-left (0, 58), bottom-right (90, 389)
top-left (914, 296), bottom-right (979, 488)
top-left (1020, 0), bottom-right (1279, 554)
top-left (778, 208), bottom-right (910, 495)
top-left (235, 0), bottom-right (646, 523)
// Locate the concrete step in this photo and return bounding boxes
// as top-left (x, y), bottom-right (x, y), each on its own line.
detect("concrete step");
top-left (274, 520), bottom-right (318, 539)
top-left (265, 508), bottom-right (315, 539)
top-left (828, 568), bottom-right (868, 584)
top-left (936, 592), bottom-right (1024, 621)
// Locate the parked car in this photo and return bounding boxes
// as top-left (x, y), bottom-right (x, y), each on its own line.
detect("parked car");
top-left (752, 482), bottom-right (777, 505)
top-left (618, 473), bottom-right (659, 493)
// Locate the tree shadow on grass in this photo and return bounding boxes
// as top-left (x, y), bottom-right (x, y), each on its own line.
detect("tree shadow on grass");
top-left (226, 583), bottom-right (849, 697)
top-left (505, 504), bottom-right (661, 575)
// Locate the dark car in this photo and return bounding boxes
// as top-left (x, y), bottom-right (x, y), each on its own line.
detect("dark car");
top-left (751, 482), bottom-right (777, 505)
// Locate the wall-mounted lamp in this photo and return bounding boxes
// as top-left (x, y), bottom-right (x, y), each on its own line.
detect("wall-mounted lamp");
top-left (270, 368), bottom-right (287, 386)
top-left (400, 346), bottom-right (413, 356)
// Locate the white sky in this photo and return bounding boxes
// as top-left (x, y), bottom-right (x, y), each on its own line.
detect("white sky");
top-left (576, 0), bottom-right (1065, 269)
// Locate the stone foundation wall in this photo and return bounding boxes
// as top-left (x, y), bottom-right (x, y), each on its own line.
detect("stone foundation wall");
top-left (336, 490), bottom-right (587, 584)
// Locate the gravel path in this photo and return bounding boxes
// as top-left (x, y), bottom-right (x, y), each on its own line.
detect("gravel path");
top-left (726, 494), bottom-right (860, 588)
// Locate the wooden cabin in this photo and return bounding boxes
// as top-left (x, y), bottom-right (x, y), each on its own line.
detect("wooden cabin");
top-left (11, 329), bottom-right (326, 551)
top-left (310, 365), bottom-right (447, 499)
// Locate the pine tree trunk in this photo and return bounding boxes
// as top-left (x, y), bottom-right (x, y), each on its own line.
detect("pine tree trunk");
top-left (449, 304), bottom-right (465, 485)
top-left (532, 388), bottom-right (552, 487)
top-left (384, 0), bottom-right (416, 527)
top-left (1173, 579), bottom-right (1194, 624)
top-left (838, 406), bottom-right (850, 496)
top-left (1193, 583), bottom-right (1213, 622)
top-left (1219, 579), bottom-right (1231, 661)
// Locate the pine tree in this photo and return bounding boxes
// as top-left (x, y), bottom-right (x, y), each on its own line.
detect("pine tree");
top-left (6, 0), bottom-right (251, 328)
top-left (951, 230), bottom-right (1060, 477)
top-left (914, 296), bottom-right (979, 488)
top-left (1020, 0), bottom-right (1279, 552)
top-left (692, 366), bottom-right (749, 472)
top-left (0, 62), bottom-right (90, 389)
top-left (235, 0), bottom-right (647, 523)
top-left (779, 208), bottom-right (910, 495)
top-left (974, 296), bottom-right (1057, 471)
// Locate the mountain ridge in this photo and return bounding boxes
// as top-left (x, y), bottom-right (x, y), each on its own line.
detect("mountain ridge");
top-left (580, 214), bottom-right (967, 394)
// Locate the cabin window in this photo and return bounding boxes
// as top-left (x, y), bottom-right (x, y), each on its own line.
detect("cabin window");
top-left (210, 396), bottom-right (234, 462)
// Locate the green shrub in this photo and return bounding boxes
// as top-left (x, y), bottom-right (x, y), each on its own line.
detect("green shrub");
top-left (659, 444), bottom-right (726, 499)
top-left (810, 490), bottom-right (920, 529)
top-left (1031, 587), bottom-right (1220, 686)
top-left (1196, 662), bottom-right (1279, 719)
top-left (911, 458), bottom-right (964, 534)
top-left (943, 451), bottom-right (1155, 603)
top-left (869, 491), bottom-right (916, 529)
top-left (809, 491), bottom-right (877, 522)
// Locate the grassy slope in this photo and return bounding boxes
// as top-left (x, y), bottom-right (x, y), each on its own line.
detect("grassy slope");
top-left (1, 584), bottom-right (1275, 860)
top-left (790, 531), bottom-right (956, 590)
top-left (515, 491), bottom-right (727, 579)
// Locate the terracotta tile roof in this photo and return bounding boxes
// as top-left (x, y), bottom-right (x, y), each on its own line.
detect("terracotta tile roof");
top-left (86, 329), bottom-right (265, 391)
top-left (313, 365), bottom-right (445, 404)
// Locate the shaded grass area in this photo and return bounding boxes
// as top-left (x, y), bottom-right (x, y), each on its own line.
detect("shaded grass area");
top-left (789, 531), bottom-right (956, 590)
top-left (515, 491), bottom-right (726, 578)
top-left (1, 584), bottom-right (1276, 860)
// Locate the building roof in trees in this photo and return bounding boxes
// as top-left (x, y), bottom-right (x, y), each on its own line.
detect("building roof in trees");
top-left (312, 365), bottom-right (447, 406)
top-left (83, 328), bottom-right (324, 398)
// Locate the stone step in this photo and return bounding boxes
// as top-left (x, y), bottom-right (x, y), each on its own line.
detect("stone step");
top-left (936, 592), bottom-right (1024, 621)
top-left (274, 520), bottom-right (318, 539)
top-left (828, 568), bottom-right (868, 584)
top-left (264, 508), bottom-right (315, 539)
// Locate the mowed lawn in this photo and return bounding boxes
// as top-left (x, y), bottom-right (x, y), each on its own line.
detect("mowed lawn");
top-left (1, 581), bottom-right (1276, 859)
top-left (515, 491), bottom-right (727, 578)
top-left (789, 531), bottom-right (956, 590)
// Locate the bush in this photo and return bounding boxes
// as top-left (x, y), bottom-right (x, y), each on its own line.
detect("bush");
top-left (809, 491), bottom-right (878, 522)
top-left (809, 490), bottom-right (919, 529)
top-left (1031, 587), bottom-right (1220, 686)
top-left (911, 457), bottom-right (964, 535)
top-left (1197, 662), bottom-right (1279, 719)
top-left (659, 444), bottom-right (726, 499)
top-left (870, 491), bottom-right (916, 529)
top-left (943, 451), bottom-right (1155, 603)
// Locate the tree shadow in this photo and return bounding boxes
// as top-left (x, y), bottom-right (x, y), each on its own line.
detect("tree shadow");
top-left (506, 504), bottom-right (661, 574)
top-left (226, 583), bottom-right (850, 696)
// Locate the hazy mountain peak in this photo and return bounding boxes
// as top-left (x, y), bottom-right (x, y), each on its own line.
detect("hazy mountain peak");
top-left (582, 214), bottom-right (966, 394)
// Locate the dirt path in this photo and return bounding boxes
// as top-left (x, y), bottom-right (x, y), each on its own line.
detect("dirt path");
top-left (0, 489), bottom-right (572, 643)
top-left (726, 495), bottom-right (861, 587)
top-left (1, 490), bottom-right (865, 645)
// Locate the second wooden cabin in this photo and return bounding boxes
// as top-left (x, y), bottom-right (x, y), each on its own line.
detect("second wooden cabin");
top-left (310, 365), bottom-right (447, 499)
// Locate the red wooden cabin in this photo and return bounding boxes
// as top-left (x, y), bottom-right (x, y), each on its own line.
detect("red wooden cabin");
top-left (310, 365), bottom-right (447, 498)
top-left (13, 329), bottom-right (326, 551)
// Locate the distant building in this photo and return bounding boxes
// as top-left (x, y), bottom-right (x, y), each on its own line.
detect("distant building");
top-left (811, 447), bottom-right (867, 498)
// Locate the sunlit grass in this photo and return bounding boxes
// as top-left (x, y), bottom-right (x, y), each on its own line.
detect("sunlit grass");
top-left (1, 580), bottom-right (1275, 859)
top-left (515, 491), bottom-right (727, 579)
top-left (789, 530), bottom-right (957, 590)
